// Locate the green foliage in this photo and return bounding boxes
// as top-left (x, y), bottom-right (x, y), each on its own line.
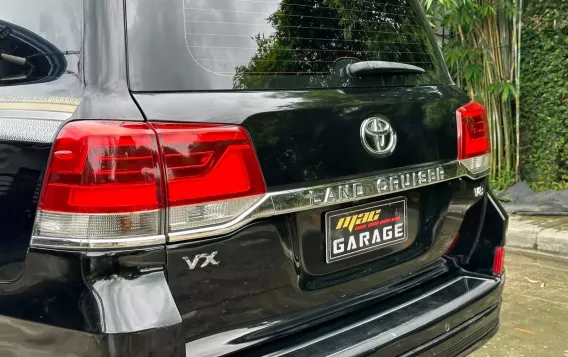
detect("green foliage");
top-left (464, 63), bottom-right (483, 83)
top-left (487, 81), bottom-right (518, 102)
top-left (520, 0), bottom-right (568, 191)
top-left (489, 169), bottom-right (517, 193)
top-left (424, 0), bottom-right (521, 188)
top-left (426, 0), bottom-right (567, 191)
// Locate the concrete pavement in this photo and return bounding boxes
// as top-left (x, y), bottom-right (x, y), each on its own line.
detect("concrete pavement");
top-left (506, 215), bottom-right (568, 258)
top-left (470, 250), bottom-right (568, 357)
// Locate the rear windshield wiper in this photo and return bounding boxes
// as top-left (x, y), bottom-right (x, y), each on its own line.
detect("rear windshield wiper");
top-left (344, 61), bottom-right (425, 78)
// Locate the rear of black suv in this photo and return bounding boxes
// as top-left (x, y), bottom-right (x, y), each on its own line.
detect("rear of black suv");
top-left (0, 0), bottom-right (506, 356)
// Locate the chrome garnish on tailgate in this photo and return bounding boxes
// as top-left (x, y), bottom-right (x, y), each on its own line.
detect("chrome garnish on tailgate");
top-left (168, 158), bottom-right (489, 242)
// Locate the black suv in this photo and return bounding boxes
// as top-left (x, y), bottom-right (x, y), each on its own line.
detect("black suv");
top-left (0, 0), bottom-right (506, 356)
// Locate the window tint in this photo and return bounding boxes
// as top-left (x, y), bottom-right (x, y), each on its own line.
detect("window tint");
top-left (126, 0), bottom-right (448, 91)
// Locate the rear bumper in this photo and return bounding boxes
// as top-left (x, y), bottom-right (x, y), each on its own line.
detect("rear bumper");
top-left (0, 190), bottom-right (505, 357)
top-left (0, 271), bottom-right (501, 357)
top-left (398, 304), bottom-right (500, 357)
top-left (228, 273), bottom-right (503, 357)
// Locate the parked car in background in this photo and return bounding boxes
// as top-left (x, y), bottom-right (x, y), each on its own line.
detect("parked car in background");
top-left (0, 0), bottom-right (507, 356)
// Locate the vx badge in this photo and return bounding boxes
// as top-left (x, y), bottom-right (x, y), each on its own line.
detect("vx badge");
top-left (182, 251), bottom-right (220, 270)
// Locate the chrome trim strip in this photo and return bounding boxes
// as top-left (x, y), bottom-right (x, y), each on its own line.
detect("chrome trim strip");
top-left (168, 159), bottom-right (489, 242)
top-left (30, 234), bottom-right (166, 250)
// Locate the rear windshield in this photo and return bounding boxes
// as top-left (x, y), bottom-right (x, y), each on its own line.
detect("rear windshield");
top-left (126, 0), bottom-right (449, 91)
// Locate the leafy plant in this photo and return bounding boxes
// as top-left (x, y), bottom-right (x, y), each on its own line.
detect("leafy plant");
top-left (489, 169), bottom-right (517, 193)
top-left (519, 0), bottom-right (568, 191)
top-left (423, 0), bottom-right (522, 188)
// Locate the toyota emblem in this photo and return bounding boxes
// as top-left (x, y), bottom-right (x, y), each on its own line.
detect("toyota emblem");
top-left (360, 117), bottom-right (397, 157)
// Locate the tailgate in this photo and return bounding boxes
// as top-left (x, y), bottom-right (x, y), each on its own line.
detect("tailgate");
top-left (242, 88), bottom-right (461, 187)
top-left (125, 0), bottom-right (487, 349)
top-left (133, 86), bottom-right (483, 345)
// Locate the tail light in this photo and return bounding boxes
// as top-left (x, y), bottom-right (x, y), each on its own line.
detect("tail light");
top-left (493, 246), bottom-right (505, 275)
top-left (152, 123), bottom-right (266, 233)
top-left (457, 101), bottom-right (491, 174)
top-left (32, 121), bottom-right (266, 249)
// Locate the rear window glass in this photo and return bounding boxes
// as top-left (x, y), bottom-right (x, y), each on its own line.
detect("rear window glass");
top-left (126, 0), bottom-right (448, 91)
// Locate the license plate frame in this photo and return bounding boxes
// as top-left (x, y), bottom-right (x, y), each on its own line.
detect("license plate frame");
top-left (325, 198), bottom-right (408, 263)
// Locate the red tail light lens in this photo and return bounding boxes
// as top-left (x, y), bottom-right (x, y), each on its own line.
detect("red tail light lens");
top-left (39, 121), bottom-right (163, 213)
top-left (151, 123), bottom-right (266, 207)
top-left (456, 101), bottom-right (491, 160)
top-left (493, 246), bottom-right (505, 275)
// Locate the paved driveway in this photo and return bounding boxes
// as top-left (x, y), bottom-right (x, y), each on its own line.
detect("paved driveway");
top-left (471, 250), bottom-right (568, 357)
